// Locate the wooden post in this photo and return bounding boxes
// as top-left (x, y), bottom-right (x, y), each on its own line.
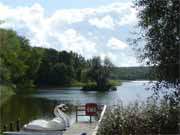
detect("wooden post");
top-left (54, 100), bottom-right (58, 108)
top-left (90, 115), bottom-right (92, 123)
top-left (9, 122), bottom-right (13, 131)
top-left (76, 106), bottom-right (78, 123)
top-left (16, 119), bottom-right (20, 131)
top-left (3, 125), bottom-right (7, 132)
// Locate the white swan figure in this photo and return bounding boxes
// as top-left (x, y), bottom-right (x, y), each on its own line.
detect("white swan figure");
top-left (23, 104), bottom-right (70, 131)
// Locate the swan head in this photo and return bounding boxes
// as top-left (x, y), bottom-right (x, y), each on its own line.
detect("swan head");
top-left (56, 104), bottom-right (68, 112)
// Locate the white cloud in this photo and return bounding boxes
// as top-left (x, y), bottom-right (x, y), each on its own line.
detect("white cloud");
top-left (57, 29), bottom-right (97, 58)
top-left (107, 37), bottom-right (128, 50)
top-left (0, 2), bottom-right (139, 66)
top-left (89, 15), bottom-right (115, 29)
top-left (118, 7), bottom-right (138, 26)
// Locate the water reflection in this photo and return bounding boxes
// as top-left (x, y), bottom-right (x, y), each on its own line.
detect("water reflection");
top-left (34, 81), bottom-right (153, 105)
top-left (0, 96), bottom-right (57, 127)
top-left (0, 81), bottom-right (153, 128)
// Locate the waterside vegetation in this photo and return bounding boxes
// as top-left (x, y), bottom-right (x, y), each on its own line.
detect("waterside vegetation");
top-left (0, 28), bottom-right (150, 95)
top-left (97, 0), bottom-right (180, 134)
top-left (97, 99), bottom-right (180, 135)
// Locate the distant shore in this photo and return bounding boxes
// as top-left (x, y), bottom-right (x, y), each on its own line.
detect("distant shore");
top-left (37, 80), bottom-right (122, 90)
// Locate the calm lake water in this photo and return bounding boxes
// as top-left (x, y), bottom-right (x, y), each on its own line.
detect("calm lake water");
top-left (0, 81), bottom-right (153, 127)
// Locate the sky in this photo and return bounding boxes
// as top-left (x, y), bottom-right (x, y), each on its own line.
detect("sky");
top-left (0, 0), bottom-right (142, 67)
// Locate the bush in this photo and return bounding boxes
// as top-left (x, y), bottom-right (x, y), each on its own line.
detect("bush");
top-left (97, 99), bottom-right (180, 135)
top-left (81, 81), bottom-right (118, 91)
top-left (81, 82), bottom-right (97, 91)
top-left (0, 85), bottom-right (15, 106)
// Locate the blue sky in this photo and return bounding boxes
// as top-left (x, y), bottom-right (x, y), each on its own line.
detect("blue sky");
top-left (0, 0), bottom-right (130, 12)
top-left (0, 0), bottom-right (141, 67)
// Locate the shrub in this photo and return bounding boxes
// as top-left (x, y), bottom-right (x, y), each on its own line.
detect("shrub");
top-left (81, 81), bottom-right (117, 91)
top-left (97, 99), bottom-right (180, 135)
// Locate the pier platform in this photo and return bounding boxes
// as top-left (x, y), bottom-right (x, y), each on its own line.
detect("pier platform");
top-left (64, 122), bottom-right (98, 135)
top-left (3, 104), bottom-right (106, 135)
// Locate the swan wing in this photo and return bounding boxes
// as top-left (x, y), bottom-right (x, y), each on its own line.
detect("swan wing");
top-left (24, 120), bottom-right (48, 130)
top-left (47, 118), bottom-right (66, 130)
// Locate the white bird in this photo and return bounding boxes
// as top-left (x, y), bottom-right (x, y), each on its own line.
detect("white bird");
top-left (23, 104), bottom-right (70, 131)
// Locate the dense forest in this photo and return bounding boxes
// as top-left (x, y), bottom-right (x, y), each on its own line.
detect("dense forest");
top-left (0, 28), bottom-right (151, 94)
top-left (111, 67), bottom-right (152, 80)
top-left (0, 28), bottom-right (89, 93)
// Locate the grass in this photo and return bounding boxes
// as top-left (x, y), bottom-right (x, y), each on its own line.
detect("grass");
top-left (97, 99), bottom-right (180, 135)
top-left (70, 80), bottom-right (122, 87)
top-left (109, 79), bottom-right (122, 86)
top-left (81, 80), bottom-right (121, 91)
top-left (69, 81), bottom-right (95, 87)
top-left (0, 85), bottom-right (15, 106)
top-left (0, 131), bottom-right (4, 135)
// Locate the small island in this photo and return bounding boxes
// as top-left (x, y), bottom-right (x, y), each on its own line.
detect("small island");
top-left (81, 56), bottom-right (117, 91)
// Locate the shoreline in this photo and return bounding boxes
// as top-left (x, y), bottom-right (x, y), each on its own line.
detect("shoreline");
top-left (36, 80), bottom-right (151, 90)
top-left (37, 80), bottom-right (122, 90)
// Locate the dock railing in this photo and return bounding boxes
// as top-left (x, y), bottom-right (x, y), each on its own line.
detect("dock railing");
top-left (75, 104), bottom-right (104, 123)
top-left (92, 105), bottom-right (107, 135)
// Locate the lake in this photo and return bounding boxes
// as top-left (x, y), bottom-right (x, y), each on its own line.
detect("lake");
top-left (0, 81), bottom-right (153, 128)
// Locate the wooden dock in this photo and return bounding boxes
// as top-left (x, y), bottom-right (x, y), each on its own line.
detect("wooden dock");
top-left (3, 104), bottom-right (107, 135)
top-left (64, 122), bottom-right (98, 135)
top-left (64, 104), bottom-right (107, 135)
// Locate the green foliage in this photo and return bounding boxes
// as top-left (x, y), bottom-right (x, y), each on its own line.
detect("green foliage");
top-left (69, 81), bottom-right (87, 87)
top-left (97, 99), bottom-right (180, 135)
top-left (83, 57), bottom-right (114, 91)
top-left (0, 131), bottom-right (4, 135)
top-left (81, 82), bottom-right (98, 91)
top-left (111, 66), bottom-right (152, 80)
top-left (49, 63), bottom-right (72, 85)
top-left (133, 0), bottom-right (180, 90)
top-left (0, 29), bottom-right (42, 93)
top-left (35, 48), bottom-right (87, 87)
top-left (0, 28), bottom-right (153, 93)
top-left (0, 85), bottom-right (15, 105)
top-left (0, 85), bottom-right (15, 96)
top-left (109, 79), bottom-right (122, 86)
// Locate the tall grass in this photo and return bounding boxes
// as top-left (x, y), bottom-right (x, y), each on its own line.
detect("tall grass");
top-left (97, 99), bottom-right (180, 135)
top-left (0, 85), bottom-right (15, 105)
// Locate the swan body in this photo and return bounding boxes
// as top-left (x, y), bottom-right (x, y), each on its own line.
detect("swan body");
top-left (23, 104), bottom-right (70, 131)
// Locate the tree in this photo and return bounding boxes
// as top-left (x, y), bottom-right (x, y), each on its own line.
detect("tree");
top-left (35, 48), bottom-right (59, 85)
top-left (0, 29), bottom-right (23, 86)
top-left (0, 29), bottom-right (42, 93)
top-left (87, 56), bottom-right (113, 90)
top-left (48, 63), bottom-right (72, 85)
top-left (134, 0), bottom-right (180, 98)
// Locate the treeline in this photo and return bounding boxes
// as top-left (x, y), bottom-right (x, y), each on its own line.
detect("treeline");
top-left (0, 29), bottom-right (42, 93)
top-left (0, 29), bottom-right (90, 93)
top-left (0, 28), bottom-right (115, 93)
top-left (0, 28), bottom-right (152, 94)
top-left (35, 48), bottom-right (88, 87)
top-left (111, 67), bottom-right (153, 80)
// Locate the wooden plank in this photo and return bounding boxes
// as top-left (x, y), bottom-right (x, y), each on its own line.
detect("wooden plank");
top-left (64, 122), bottom-right (97, 135)
top-left (64, 105), bottom-right (106, 135)
top-left (92, 105), bottom-right (107, 135)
